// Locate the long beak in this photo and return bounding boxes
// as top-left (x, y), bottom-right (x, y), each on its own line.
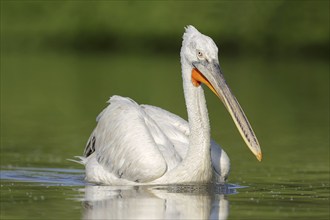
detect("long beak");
top-left (192, 60), bottom-right (262, 161)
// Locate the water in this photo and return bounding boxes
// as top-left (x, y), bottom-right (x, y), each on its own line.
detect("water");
top-left (0, 166), bottom-right (328, 219)
top-left (1, 52), bottom-right (329, 219)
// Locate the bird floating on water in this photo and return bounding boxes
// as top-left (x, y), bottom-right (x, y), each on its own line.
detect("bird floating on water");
top-left (76, 25), bottom-right (262, 185)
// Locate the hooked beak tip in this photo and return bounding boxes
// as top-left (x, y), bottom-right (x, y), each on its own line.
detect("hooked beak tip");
top-left (256, 152), bottom-right (262, 162)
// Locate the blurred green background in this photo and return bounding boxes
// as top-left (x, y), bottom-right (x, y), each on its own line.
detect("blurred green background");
top-left (1, 1), bottom-right (329, 219)
top-left (2, 1), bottom-right (329, 57)
top-left (1, 1), bottom-right (329, 177)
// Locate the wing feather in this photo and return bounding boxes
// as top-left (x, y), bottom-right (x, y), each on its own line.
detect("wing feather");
top-left (141, 105), bottom-right (190, 157)
top-left (85, 96), bottom-right (183, 183)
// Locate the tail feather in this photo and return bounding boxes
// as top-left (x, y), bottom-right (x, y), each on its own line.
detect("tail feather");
top-left (67, 156), bottom-right (87, 165)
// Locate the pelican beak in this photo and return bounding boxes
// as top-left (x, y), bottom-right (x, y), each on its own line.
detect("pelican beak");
top-left (192, 60), bottom-right (262, 161)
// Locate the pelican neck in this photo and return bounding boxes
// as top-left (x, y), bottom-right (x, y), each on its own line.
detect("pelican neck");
top-left (179, 58), bottom-right (212, 181)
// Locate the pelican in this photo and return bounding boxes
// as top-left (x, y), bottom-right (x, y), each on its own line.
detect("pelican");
top-left (77, 26), bottom-right (262, 185)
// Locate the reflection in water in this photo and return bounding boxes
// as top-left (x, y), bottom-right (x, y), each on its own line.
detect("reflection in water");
top-left (80, 184), bottom-right (238, 220)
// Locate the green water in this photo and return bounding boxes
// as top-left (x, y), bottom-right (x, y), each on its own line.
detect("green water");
top-left (1, 51), bottom-right (329, 219)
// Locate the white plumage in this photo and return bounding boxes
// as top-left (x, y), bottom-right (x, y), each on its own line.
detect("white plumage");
top-left (77, 26), bottom-right (262, 185)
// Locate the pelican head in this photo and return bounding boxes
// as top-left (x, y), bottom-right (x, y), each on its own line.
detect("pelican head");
top-left (181, 25), bottom-right (262, 161)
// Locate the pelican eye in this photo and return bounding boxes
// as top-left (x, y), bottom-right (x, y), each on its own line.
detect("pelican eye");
top-left (197, 50), bottom-right (204, 59)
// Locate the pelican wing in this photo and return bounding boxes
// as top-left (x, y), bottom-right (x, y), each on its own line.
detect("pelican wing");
top-left (141, 105), bottom-right (190, 158)
top-left (84, 96), bottom-right (182, 183)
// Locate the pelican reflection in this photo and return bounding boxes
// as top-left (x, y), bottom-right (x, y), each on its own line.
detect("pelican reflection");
top-left (78, 184), bottom-right (238, 220)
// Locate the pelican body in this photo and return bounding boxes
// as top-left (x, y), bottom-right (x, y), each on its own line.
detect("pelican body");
top-left (78, 26), bottom-right (262, 185)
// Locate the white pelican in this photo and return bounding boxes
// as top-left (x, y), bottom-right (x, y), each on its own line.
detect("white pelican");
top-left (77, 25), bottom-right (262, 185)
